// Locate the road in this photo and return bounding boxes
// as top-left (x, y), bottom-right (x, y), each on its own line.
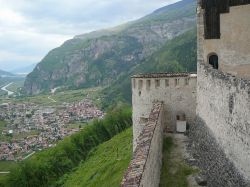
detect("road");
top-left (48, 96), bottom-right (56, 102)
top-left (1, 82), bottom-right (14, 96)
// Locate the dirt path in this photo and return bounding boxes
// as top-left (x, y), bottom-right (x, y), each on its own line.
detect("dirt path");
top-left (162, 133), bottom-right (201, 187)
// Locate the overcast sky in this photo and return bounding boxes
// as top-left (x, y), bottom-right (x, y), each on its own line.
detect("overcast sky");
top-left (0, 0), bottom-right (180, 71)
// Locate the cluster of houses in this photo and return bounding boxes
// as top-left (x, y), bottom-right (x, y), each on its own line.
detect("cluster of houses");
top-left (0, 99), bottom-right (104, 161)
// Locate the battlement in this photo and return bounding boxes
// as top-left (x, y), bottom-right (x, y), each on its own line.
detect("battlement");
top-left (131, 72), bottom-right (197, 93)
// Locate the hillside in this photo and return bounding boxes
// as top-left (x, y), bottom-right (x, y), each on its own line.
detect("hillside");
top-left (0, 70), bottom-right (14, 78)
top-left (101, 29), bottom-right (197, 108)
top-left (24, 0), bottom-right (196, 95)
top-left (61, 128), bottom-right (132, 187)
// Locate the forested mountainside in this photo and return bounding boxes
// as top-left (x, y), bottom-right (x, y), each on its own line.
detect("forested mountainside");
top-left (24, 0), bottom-right (196, 95)
top-left (101, 29), bottom-right (197, 108)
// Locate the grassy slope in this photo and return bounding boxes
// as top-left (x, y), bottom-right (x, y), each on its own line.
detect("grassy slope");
top-left (0, 161), bottom-right (17, 187)
top-left (62, 128), bottom-right (132, 187)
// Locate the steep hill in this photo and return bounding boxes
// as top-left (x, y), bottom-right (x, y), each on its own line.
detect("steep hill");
top-left (61, 128), bottom-right (132, 187)
top-left (24, 0), bottom-right (196, 95)
top-left (101, 29), bottom-right (197, 108)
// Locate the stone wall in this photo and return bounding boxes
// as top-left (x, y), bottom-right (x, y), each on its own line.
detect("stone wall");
top-left (195, 61), bottom-right (250, 186)
top-left (132, 73), bottom-right (197, 149)
top-left (121, 102), bottom-right (163, 187)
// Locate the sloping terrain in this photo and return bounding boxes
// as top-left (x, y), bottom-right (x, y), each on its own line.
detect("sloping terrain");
top-left (101, 29), bottom-right (197, 108)
top-left (61, 128), bottom-right (132, 187)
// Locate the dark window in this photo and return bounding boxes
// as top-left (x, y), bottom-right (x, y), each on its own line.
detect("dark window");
top-left (146, 80), bottom-right (151, 90)
top-left (176, 115), bottom-right (180, 120)
top-left (155, 79), bottom-right (160, 88)
top-left (209, 54), bottom-right (219, 69)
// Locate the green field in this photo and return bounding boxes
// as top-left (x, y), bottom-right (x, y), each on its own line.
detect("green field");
top-left (62, 128), bottom-right (132, 187)
top-left (0, 161), bottom-right (17, 172)
top-left (0, 161), bottom-right (18, 185)
top-left (13, 87), bottom-right (103, 106)
top-left (5, 80), bottom-right (24, 93)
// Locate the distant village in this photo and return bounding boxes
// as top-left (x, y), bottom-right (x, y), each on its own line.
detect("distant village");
top-left (0, 99), bottom-right (104, 161)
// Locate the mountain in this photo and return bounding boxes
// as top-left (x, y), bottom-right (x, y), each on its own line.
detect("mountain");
top-left (11, 64), bottom-right (37, 75)
top-left (101, 29), bottom-right (197, 108)
top-left (24, 0), bottom-right (196, 95)
top-left (0, 69), bottom-right (15, 77)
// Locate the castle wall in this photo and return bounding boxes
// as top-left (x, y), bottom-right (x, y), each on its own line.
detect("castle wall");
top-left (132, 73), bottom-right (197, 149)
top-left (202, 4), bottom-right (250, 78)
top-left (195, 5), bottom-right (250, 185)
top-left (196, 62), bottom-right (250, 181)
top-left (121, 102), bottom-right (163, 187)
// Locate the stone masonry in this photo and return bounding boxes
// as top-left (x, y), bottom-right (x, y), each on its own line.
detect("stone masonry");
top-left (121, 102), bottom-right (164, 187)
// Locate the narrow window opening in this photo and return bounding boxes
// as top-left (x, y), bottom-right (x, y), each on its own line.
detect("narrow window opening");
top-left (209, 54), bottom-right (219, 69)
top-left (185, 78), bottom-right (189, 86)
top-left (175, 79), bottom-right (179, 86)
top-left (139, 80), bottom-right (143, 89)
top-left (165, 79), bottom-right (169, 87)
top-left (155, 79), bottom-right (160, 88)
top-left (139, 91), bottom-right (141, 96)
top-left (146, 80), bottom-right (151, 90)
top-left (176, 115), bottom-right (180, 120)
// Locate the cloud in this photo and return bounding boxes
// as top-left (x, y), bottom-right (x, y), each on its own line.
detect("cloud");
top-left (0, 0), bottom-right (180, 71)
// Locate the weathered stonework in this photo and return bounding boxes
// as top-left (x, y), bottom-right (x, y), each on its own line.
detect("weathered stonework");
top-left (132, 72), bottom-right (197, 150)
top-left (195, 62), bottom-right (250, 183)
top-left (189, 116), bottom-right (248, 187)
top-left (121, 102), bottom-right (163, 187)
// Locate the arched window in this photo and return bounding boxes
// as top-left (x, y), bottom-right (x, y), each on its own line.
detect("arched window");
top-left (208, 54), bottom-right (219, 69)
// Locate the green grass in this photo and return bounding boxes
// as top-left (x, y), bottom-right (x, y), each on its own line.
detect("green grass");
top-left (5, 80), bottom-right (24, 93)
top-left (0, 161), bottom-right (18, 172)
top-left (62, 128), bottom-right (132, 187)
top-left (160, 137), bottom-right (197, 187)
top-left (0, 161), bottom-right (18, 186)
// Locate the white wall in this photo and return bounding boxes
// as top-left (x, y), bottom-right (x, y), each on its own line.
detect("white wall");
top-left (132, 75), bottom-right (197, 148)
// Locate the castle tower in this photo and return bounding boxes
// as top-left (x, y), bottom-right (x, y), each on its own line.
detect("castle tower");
top-left (195, 0), bottom-right (250, 185)
top-left (198, 0), bottom-right (250, 78)
top-left (132, 73), bottom-right (197, 149)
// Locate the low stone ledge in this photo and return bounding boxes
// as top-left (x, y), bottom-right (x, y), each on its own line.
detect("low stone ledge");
top-left (121, 102), bottom-right (163, 187)
top-left (131, 72), bottom-right (197, 79)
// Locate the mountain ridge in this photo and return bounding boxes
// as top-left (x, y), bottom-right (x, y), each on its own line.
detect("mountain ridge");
top-left (24, 0), bottom-right (196, 95)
